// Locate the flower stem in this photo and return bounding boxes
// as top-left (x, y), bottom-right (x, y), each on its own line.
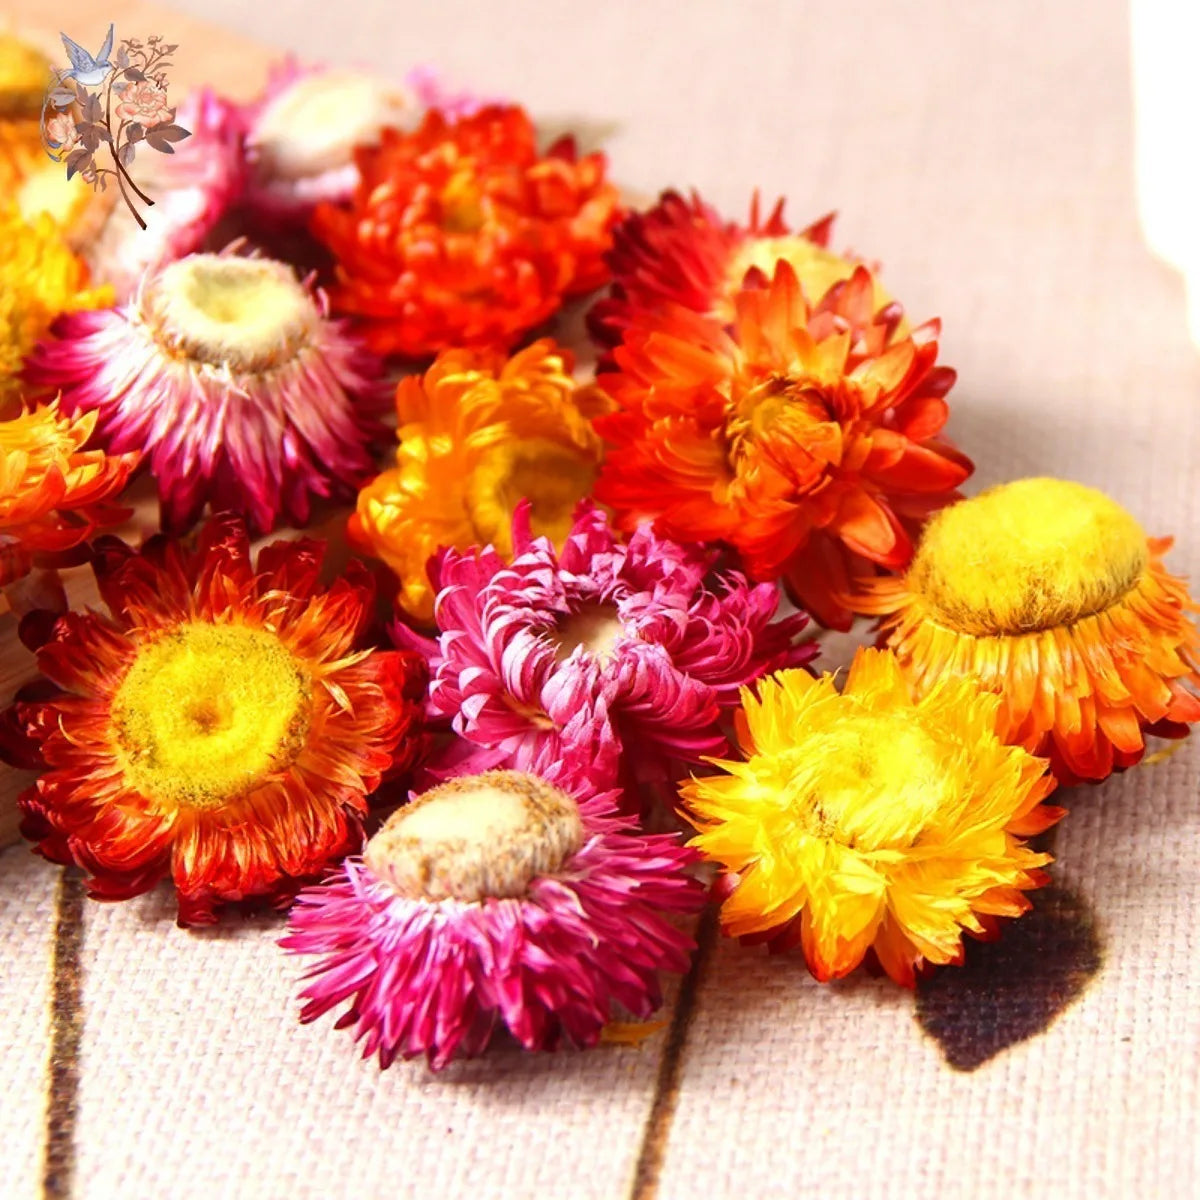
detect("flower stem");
top-left (109, 151), bottom-right (147, 230)
top-left (101, 65), bottom-right (153, 223)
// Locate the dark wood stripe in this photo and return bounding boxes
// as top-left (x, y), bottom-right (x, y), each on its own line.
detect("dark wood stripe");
top-left (629, 905), bottom-right (720, 1200)
top-left (43, 869), bottom-right (85, 1200)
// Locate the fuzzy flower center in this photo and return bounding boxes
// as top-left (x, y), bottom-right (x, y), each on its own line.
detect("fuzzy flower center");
top-left (554, 602), bottom-right (624, 664)
top-left (112, 622), bottom-right (312, 811)
top-left (364, 769), bottom-right (584, 903)
top-left (725, 375), bottom-right (841, 475)
top-left (252, 71), bottom-right (413, 178)
top-left (789, 713), bottom-right (951, 851)
top-left (909, 477), bottom-right (1148, 636)
top-left (148, 255), bottom-right (316, 372)
top-left (440, 169), bottom-right (487, 233)
top-left (723, 236), bottom-right (856, 312)
top-left (465, 437), bottom-right (598, 549)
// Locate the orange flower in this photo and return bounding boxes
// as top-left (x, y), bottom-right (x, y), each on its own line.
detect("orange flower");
top-left (594, 260), bottom-right (971, 630)
top-left (312, 105), bottom-right (621, 358)
top-left (589, 191), bottom-right (888, 359)
top-left (860, 478), bottom-right (1200, 784)
top-left (9, 516), bottom-right (427, 924)
top-left (0, 401), bottom-right (137, 589)
top-left (349, 339), bottom-right (605, 622)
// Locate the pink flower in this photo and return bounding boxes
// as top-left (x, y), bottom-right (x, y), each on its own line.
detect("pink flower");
top-left (45, 112), bottom-right (80, 154)
top-left (116, 78), bottom-right (171, 127)
top-left (282, 754), bottom-right (704, 1069)
top-left (24, 249), bottom-right (388, 534)
top-left (403, 64), bottom-right (493, 119)
top-left (84, 88), bottom-right (248, 301)
top-left (394, 502), bottom-right (816, 788)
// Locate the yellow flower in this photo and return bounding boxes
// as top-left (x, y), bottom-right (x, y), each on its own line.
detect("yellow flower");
top-left (0, 31), bottom-right (51, 118)
top-left (859, 478), bottom-right (1200, 784)
top-left (680, 648), bottom-right (1061, 986)
top-left (0, 205), bottom-right (111, 409)
top-left (350, 339), bottom-right (607, 623)
top-left (0, 34), bottom-right (96, 233)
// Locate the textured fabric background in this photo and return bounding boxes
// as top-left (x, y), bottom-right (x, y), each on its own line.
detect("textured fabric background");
top-left (2, 1), bottom-right (1198, 1197)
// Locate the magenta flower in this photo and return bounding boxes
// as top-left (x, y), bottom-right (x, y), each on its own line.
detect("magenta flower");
top-left (24, 249), bottom-right (387, 534)
top-left (395, 502), bottom-right (816, 788)
top-left (86, 88), bottom-right (247, 301)
top-left (282, 755), bottom-right (704, 1069)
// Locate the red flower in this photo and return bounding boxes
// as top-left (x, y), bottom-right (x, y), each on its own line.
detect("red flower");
top-left (589, 190), bottom-right (877, 362)
top-left (311, 105), bottom-right (621, 357)
top-left (594, 261), bottom-right (971, 630)
top-left (6, 517), bottom-right (427, 924)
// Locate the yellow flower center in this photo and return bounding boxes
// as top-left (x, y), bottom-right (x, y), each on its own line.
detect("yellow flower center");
top-left (720, 235), bottom-right (891, 321)
top-left (790, 712), bottom-right (951, 850)
top-left (440, 169), bottom-right (486, 233)
top-left (555, 602), bottom-right (624, 664)
top-left (364, 769), bottom-right (583, 902)
top-left (147, 255), bottom-right (317, 372)
top-left (465, 437), bottom-right (597, 552)
top-left (909, 477), bottom-right (1149, 635)
top-left (16, 162), bottom-right (94, 230)
top-left (112, 622), bottom-right (312, 811)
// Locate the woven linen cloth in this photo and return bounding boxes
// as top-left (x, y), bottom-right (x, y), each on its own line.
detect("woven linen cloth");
top-left (2, 1), bottom-right (1198, 1197)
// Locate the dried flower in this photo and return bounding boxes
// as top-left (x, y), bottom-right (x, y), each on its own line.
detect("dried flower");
top-left (589, 191), bottom-right (886, 360)
top-left (860, 478), bottom-right (1200, 783)
top-left (0, 205), bottom-right (111, 408)
top-left (5, 516), bottom-right (427, 924)
top-left (25, 250), bottom-right (387, 533)
top-left (595, 260), bottom-right (970, 629)
top-left (312, 105), bottom-right (621, 357)
top-left (681, 649), bottom-right (1061, 985)
top-left (283, 760), bottom-right (703, 1068)
top-left (400, 501), bottom-right (814, 787)
top-left (350, 339), bottom-right (606, 623)
top-left (0, 401), bottom-right (137, 588)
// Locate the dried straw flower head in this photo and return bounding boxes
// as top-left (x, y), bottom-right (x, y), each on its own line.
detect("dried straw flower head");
top-left (284, 763), bottom-right (703, 1069)
top-left (681, 648), bottom-right (1062, 985)
top-left (4, 516), bottom-right (427, 924)
top-left (861, 477), bottom-right (1200, 782)
top-left (24, 249), bottom-right (386, 533)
